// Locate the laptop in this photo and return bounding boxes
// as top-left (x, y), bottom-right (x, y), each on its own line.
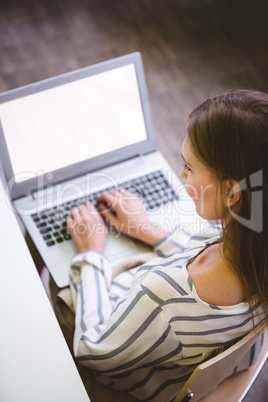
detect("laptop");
top-left (0, 52), bottom-right (218, 288)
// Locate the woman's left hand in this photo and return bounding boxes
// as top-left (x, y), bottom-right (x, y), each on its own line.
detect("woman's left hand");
top-left (66, 201), bottom-right (107, 253)
top-left (97, 189), bottom-right (167, 245)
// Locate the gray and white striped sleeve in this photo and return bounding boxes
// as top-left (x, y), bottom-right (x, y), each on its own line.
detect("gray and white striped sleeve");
top-left (70, 250), bottom-right (113, 352)
top-left (70, 256), bottom-right (183, 374)
top-left (153, 222), bottom-right (222, 257)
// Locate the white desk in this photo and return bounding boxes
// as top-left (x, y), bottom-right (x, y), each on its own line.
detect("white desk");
top-left (0, 180), bottom-right (90, 402)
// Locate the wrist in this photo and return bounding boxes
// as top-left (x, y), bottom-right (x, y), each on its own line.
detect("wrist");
top-left (136, 223), bottom-right (167, 246)
top-left (77, 245), bottom-right (105, 253)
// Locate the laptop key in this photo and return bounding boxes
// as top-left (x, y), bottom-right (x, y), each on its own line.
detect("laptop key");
top-left (40, 227), bottom-right (52, 234)
top-left (37, 222), bottom-right (47, 228)
top-left (46, 240), bottom-right (55, 247)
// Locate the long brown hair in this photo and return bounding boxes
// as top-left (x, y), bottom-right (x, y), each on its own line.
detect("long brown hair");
top-left (187, 89), bottom-right (268, 320)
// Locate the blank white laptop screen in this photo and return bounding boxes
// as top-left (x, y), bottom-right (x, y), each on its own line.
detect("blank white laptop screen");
top-left (0, 64), bottom-right (147, 184)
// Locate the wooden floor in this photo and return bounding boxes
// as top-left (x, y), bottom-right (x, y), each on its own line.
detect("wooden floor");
top-left (1, 0), bottom-right (268, 400)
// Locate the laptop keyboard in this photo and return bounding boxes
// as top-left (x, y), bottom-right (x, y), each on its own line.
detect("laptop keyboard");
top-left (31, 170), bottom-right (178, 248)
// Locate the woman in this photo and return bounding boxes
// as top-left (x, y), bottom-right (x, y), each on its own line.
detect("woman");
top-left (66, 89), bottom-right (267, 402)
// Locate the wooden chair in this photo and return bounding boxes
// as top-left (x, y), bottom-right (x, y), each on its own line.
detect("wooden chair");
top-left (174, 318), bottom-right (268, 402)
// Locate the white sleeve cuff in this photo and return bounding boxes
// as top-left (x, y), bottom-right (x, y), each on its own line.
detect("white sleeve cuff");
top-left (153, 227), bottom-right (192, 257)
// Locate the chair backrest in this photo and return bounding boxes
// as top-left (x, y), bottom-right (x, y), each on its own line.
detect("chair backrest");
top-left (174, 318), bottom-right (267, 402)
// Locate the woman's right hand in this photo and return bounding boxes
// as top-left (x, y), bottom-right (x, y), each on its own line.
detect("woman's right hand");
top-left (97, 189), bottom-right (166, 246)
top-left (66, 201), bottom-right (107, 253)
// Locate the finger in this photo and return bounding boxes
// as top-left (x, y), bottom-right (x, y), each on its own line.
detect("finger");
top-left (97, 198), bottom-right (118, 215)
top-left (99, 203), bottom-right (121, 229)
top-left (66, 215), bottom-right (75, 233)
top-left (78, 203), bottom-right (86, 212)
top-left (85, 202), bottom-right (105, 225)
top-left (108, 188), bottom-right (118, 195)
top-left (113, 188), bottom-right (137, 203)
top-left (79, 202), bottom-right (92, 216)
top-left (84, 200), bottom-right (99, 215)
top-left (112, 188), bottom-right (128, 205)
top-left (70, 206), bottom-right (83, 223)
top-left (97, 192), bottom-right (116, 205)
top-left (113, 189), bottom-right (124, 201)
top-left (82, 202), bottom-right (100, 223)
top-left (78, 203), bottom-right (90, 222)
top-left (84, 202), bottom-right (106, 227)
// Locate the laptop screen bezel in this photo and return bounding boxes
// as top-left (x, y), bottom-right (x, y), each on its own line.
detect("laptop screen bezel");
top-left (0, 52), bottom-right (157, 200)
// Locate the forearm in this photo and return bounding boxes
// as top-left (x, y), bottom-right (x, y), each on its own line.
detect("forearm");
top-left (70, 250), bottom-right (113, 353)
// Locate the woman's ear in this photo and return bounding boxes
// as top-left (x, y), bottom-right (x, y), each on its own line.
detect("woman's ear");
top-left (224, 180), bottom-right (241, 207)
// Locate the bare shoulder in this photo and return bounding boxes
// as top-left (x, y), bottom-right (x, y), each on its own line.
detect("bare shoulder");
top-left (187, 244), bottom-right (246, 306)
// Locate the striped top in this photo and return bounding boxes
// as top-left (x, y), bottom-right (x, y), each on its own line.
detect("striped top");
top-left (69, 230), bottom-right (264, 402)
